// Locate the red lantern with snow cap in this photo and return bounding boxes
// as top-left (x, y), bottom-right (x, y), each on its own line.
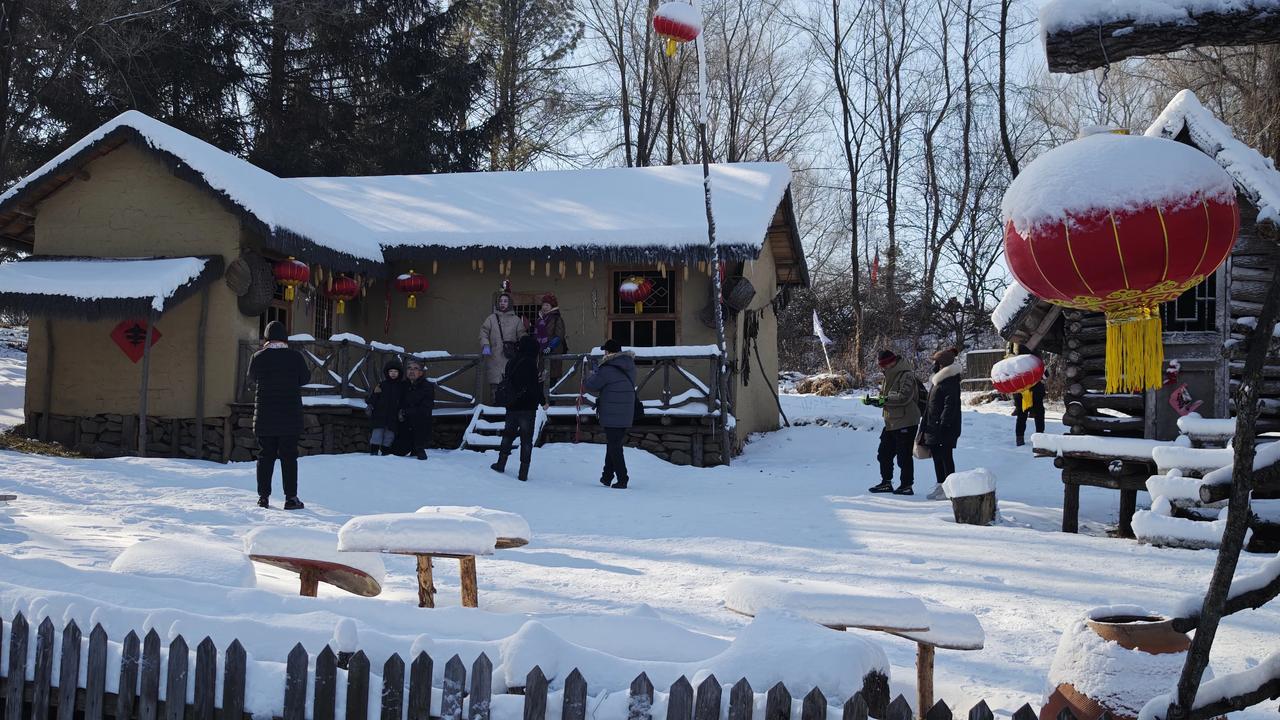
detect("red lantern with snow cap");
top-left (619, 276), bottom-right (654, 313)
top-left (1002, 130), bottom-right (1239, 392)
top-left (273, 257), bottom-right (310, 301)
top-left (992, 354), bottom-right (1045, 410)
top-left (325, 275), bottom-right (359, 315)
top-left (653, 2), bottom-right (702, 57)
top-left (395, 270), bottom-right (429, 309)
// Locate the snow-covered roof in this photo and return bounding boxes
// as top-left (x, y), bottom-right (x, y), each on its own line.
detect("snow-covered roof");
top-left (1041, 0), bottom-right (1280, 35)
top-left (1147, 89), bottom-right (1280, 225)
top-left (289, 162), bottom-right (792, 262)
top-left (0, 112), bottom-right (383, 269)
top-left (0, 256), bottom-right (222, 319)
top-left (991, 282), bottom-right (1034, 335)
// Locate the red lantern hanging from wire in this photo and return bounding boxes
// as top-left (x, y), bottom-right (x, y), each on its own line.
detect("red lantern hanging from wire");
top-left (324, 275), bottom-right (360, 315)
top-left (653, 2), bottom-right (702, 57)
top-left (395, 270), bottom-right (430, 309)
top-left (273, 257), bottom-right (310, 301)
top-left (619, 275), bottom-right (655, 314)
top-left (991, 354), bottom-right (1045, 410)
top-left (1003, 130), bottom-right (1238, 392)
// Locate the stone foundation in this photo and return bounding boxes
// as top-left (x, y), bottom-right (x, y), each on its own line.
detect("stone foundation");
top-left (26, 409), bottom-right (729, 466)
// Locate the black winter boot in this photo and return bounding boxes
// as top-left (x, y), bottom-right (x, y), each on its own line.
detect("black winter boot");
top-left (518, 463), bottom-right (529, 481)
top-left (868, 481), bottom-right (894, 493)
top-left (257, 495), bottom-right (269, 509)
top-left (599, 474), bottom-right (613, 487)
top-left (892, 485), bottom-right (914, 496)
top-left (611, 478), bottom-right (629, 489)
top-left (381, 445), bottom-right (393, 455)
top-left (369, 445), bottom-right (380, 455)
top-left (284, 496), bottom-right (305, 510)
top-left (490, 455), bottom-right (508, 474)
top-left (1016, 436), bottom-right (1026, 447)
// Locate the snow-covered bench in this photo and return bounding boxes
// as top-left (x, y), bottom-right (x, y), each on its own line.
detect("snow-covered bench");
top-left (244, 527), bottom-right (385, 597)
top-left (1032, 433), bottom-right (1176, 537)
top-left (337, 513), bottom-right (496, 608)
top-left (416, 505), bottom-right (531, 549)
top-left (723, 577), bottom-right (984, 716)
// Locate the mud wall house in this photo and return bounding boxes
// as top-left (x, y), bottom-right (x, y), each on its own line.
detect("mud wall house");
top-left (995, 90), bottom-right (1280, 442)
top-left (0, 111), bottom-right (807, 464)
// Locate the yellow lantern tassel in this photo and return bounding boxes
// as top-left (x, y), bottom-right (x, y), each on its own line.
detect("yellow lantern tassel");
top-left (635, 301), bottom-right (644, 314)
top-left (408, 294), bottom-right (417, 310)
top-left (1104, 307), bottom-right (1164, 393)
top-left (336, 300), bottom-right (346, 315)
top-left (665, 38), bottom-right (677, 56)
top-left (1019, 387), bottom-right (1032, 410)
top-left (284, 285), bottom-right (295, 301)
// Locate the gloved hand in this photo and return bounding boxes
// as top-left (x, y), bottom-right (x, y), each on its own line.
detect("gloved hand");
top-left (543, 347), bottom-right (551, 355)
top-left (482, 345), bottom-right (491, 356)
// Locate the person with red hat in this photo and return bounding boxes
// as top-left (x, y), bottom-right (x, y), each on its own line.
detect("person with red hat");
top-left (863, 349), bottom-right (922, 495)
top-left (533, 292), bottom-right (568, 384)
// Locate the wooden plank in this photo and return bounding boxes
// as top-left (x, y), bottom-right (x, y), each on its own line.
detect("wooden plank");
top-left (380, 654), bottom-right (404, 720)
top-left (406, 652), bottom-right (432, 720)
top-left (887, 696), bottom-right (912, 720)
top-left (694, 676), bottom-right (722, 720)
top-left (460, 556), bottom-right (479, 609)
top-left (164, 635), bottom-right (189, 720)
top-left (32, 617), bottom-right (55, 720)
top-left (562, 669), bottom-right (587, 720)
top-left (56, 621), bottom-right (82, 720)
top-left (765, 682), bottom-right (791, 720)
top-left (666, 677), bottom-right (693, 720)
top-left (843, 694), bottom-right (868, 720)
top-left (801, 688), bottom-right (826, 720)
top-left (221, 640), bottom-right (246, 720)
top-left (345, 651), bottom-right (370, 720)
top-left (85, 624), bottom-right (109, 720)
top-left (284, 644), bottom-right (308, 720)
top-left (966, 700), bottom-right (993, 720)
top-left (40, 318), bottom-right (53, 442)
top-left (138, 629), bottom-right (161, 720)
top-left (118, 631), bottom-right (141, 720)
top-left (314, 647), bottom-right (337, 720)
top-left (925, 702), bottom-right (952, 720)
top-left (5, 614), bottom-right (26, 720)
top-left (440, 655), bottom-right (466, 720)
top-left (193, 638), bottom-right (216, 720)
top-left (468, 653), bottom-right (491, 720)
top-left (522, 667), bottom-right (548, 720)
top-left (1011, 705), bottom-right (1038, 720)
top-left (416, 556), bottom-right (435, 609)
top-left (137, 310), bottom-right (157, 458)
top-left (728, 679), bottom-right (754, 720)
top-left (916, 644), bottom-right (935, 720)
top-left (628, 672), bottom-right (654, 720)
top-left (195, 287), bottom-right (210, 458)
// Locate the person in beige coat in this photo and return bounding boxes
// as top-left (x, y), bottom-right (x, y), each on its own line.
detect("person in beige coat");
top-left (479, 292), bottom-right (527, 404)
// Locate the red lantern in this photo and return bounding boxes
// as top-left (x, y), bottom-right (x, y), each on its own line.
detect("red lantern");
top-left (653, 2), bottom-right (701, 57)
top-left (619, 276), bottom-right (654, 313)
top-left (395, 270), bottom-right (430, 309)
top-left (273, 257), bottom-right (310, 301)
top-left (992, 354), bottom-right (1045, 409)
top-left (325, 275), bottom-right (359, 315)
top-left (1003, 131), bottom-right (1238, 392)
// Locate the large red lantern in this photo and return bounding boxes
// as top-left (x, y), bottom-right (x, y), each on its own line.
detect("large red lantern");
top-left (619, 276), bottom-right (655, 313)
top-left (273, 257), bottom-right (310, 301)
top-left (1003, 131), bottom-right (1238, 392)
top-left (653, 2), bottom-right (701, 57)
top-left (325, 275), bottom-right (359, 315)
top-left (395, 270), bottom-right (429, 309)
top-left (992, 354), bottom-right (1045, 409)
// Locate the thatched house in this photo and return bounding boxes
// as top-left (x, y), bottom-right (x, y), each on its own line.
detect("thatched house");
top-left (0, 112), bottom-right (807, 465)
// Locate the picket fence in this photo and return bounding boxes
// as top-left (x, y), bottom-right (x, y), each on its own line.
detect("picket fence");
top-left (0, 613), bottom-right (1061, 720)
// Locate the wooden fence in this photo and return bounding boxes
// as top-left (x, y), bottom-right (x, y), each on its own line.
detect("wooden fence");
top-left (0, 613), bottom-right (1063, 720)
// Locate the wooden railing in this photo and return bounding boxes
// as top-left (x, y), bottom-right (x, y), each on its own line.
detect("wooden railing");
top-left (0, 612), bottom-right (1058, 720)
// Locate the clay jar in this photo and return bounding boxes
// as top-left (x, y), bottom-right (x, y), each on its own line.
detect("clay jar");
top-left (1085, 614), bottom-right (1191, 655)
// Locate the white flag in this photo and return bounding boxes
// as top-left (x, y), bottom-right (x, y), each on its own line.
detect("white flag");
top-left (812, 310), bottom-right (832, 346)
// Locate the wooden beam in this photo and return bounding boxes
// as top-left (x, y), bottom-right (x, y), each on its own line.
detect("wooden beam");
top-left (40, 318), bottom-right (54, 443)
top-left (1044, 8), bottom-right (1280, 74)
top-left (137, 311), bottom-right (157, 458)
top-left (195, 286), bottom-right (210, 459)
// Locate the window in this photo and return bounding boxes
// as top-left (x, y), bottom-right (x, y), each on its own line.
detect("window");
top-left (610, 270), bottom-right (677, 347)
top-left (314, 295), bottom-right (335, 339)
top-left (1162, 272), bottom-right (1217, 333)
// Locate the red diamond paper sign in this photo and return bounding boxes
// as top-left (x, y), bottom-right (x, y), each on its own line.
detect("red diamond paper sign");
top-left (111, 319), bottom-right (162, 363)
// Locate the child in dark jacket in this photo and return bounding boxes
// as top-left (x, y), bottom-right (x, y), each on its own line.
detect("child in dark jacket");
top-left (367, 359), bottom-right (407, 455)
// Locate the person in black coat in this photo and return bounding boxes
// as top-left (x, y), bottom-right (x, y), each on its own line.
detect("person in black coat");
top-left (490, 335), bottom-right (547, 481)
top-left (366, 359), bottom-right (406, 455)
top-left (248, 321), bottom-right (310, 509)
top-left (584, 338), bottom-right (638, 489)
top-left (398, 359), bottom-right (436, 460)
top-left (921, 347), bottom-right (963, 499)
top-left (1010, 343), bottom-right (1046, 446)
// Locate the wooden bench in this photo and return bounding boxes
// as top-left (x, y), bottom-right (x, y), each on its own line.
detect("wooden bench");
top-left (244, 526), bottom-right (384, 598)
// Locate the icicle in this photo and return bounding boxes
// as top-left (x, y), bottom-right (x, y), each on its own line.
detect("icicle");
top-left (432, 260), bottom-right (438, 275)
top-left (683, 265), bottom-right (689, 281)
top-left (589, 261), bottom-right (595, 279)
top-left (479, 259), bottom-right (485, 273)
top-left (576, 261), bottom-right (583, 276)
top-left (659, 262), bottom-right (667, 279)
top-left (530, 260), bottom-right (536, 276)
top-left (559, 260), bottom-right (566, 278)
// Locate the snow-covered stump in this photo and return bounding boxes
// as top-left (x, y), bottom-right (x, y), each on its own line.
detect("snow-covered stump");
top-left (943, 469), bottom-right (998, 526)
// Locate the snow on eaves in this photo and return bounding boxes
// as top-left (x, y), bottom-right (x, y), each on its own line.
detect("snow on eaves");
top-left (1040, 0), bottom-right (1280, 36)
top-left (0, 111), bottom-right (383, 265)
top-left (288, 163), bottom-right (791, 256)
top-left (0, 257), bottom-right (209, 313)
top-left (992, 281), bottom-right (1035, 335)
top-left (1147, 89), bottom-right (1280, 225)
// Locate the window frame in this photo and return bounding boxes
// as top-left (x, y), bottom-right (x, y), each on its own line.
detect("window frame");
top-left (607, 268), bottom-right (680, 348)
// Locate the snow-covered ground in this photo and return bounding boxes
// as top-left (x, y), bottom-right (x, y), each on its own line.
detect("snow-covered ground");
top-left (0, 325), bottom-right (27, 429)
top-left (0, 348), bottom-right (1275, 718)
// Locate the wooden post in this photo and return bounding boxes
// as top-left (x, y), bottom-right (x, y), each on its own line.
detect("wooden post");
top-left (416, 555), bottom-right (435, 608)
top-left (40, 317), bottom-right (54, 441)
top-left (916, 644), bottom-right (935, 720)
top-left (299, 567), bottom-right (320, 597)
top-left (460, 556), bottom-right (479, 608)
top-left (137, 310), bottom-right (158, 458)
top-left (1062, 482), bottom-right (1080, 533)
top-left (195, 286), bottom-right (210, 459)
top-left (1118, 489), bottom-right (1138, 539)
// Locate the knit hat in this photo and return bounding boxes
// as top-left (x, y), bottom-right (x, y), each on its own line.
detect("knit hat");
top-left (264, 320), bottom-right (288, 342)
top-left (876, 350), bottom-right (897, 368)
top-left (931, 347), bottom-right (958, 367)
top-left (602, 339), bottom-right (623, 354)
top-left (541, 292), bottom-right (558, 307)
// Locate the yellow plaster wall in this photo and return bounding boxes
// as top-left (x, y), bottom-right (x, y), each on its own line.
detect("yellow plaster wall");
top-left (728, 250), bottom-right (782, 438)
